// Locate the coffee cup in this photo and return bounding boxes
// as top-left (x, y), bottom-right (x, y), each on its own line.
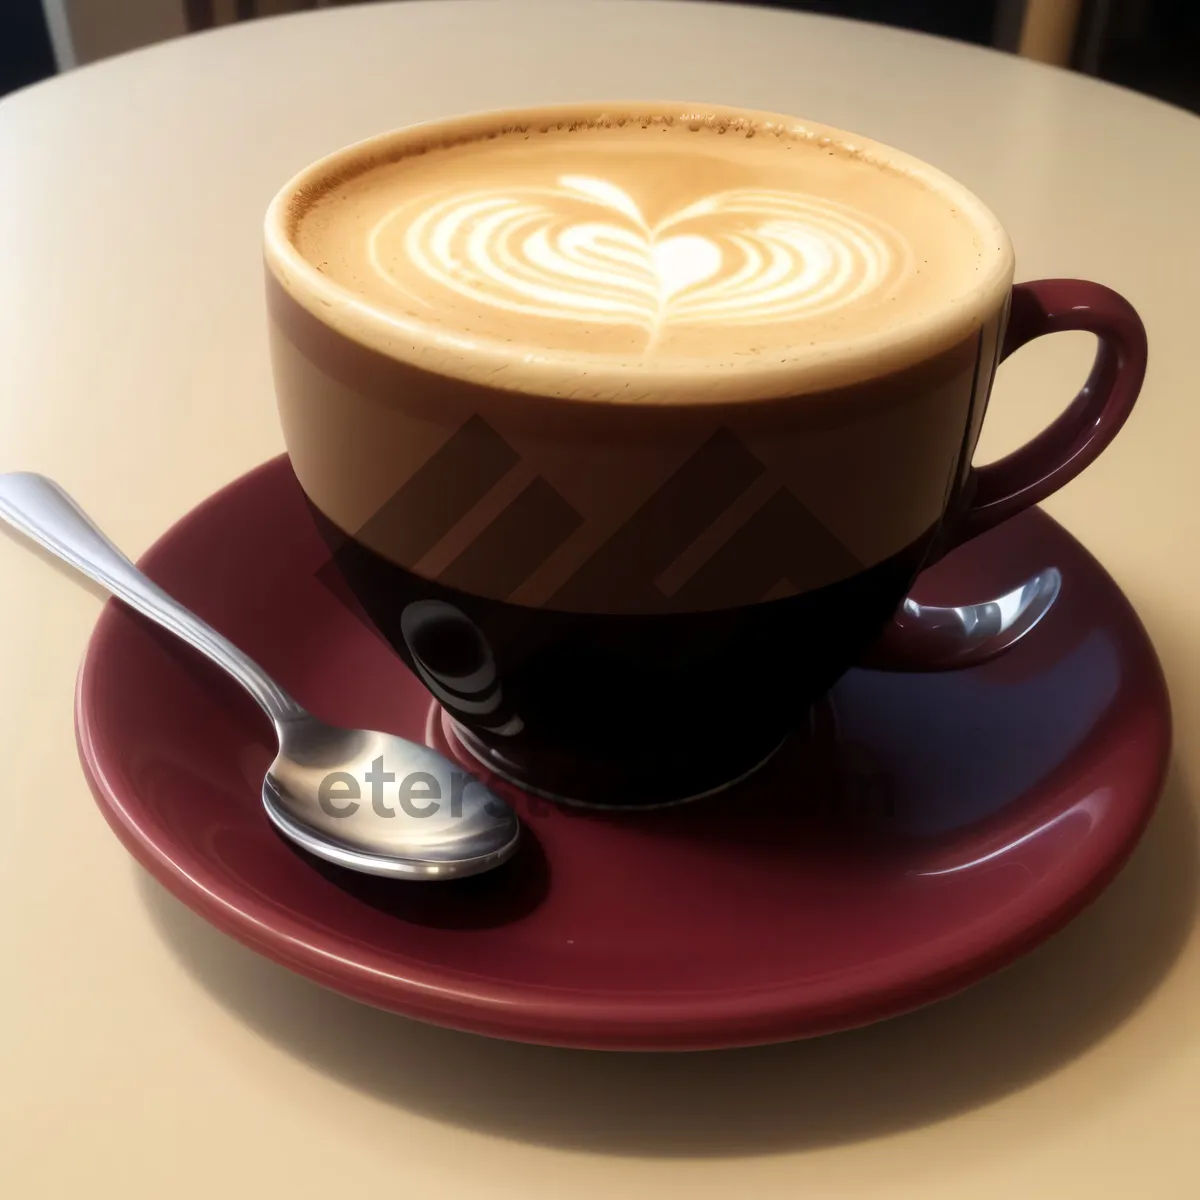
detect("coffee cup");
top-left (263, 102), bottom-right (1146, 807)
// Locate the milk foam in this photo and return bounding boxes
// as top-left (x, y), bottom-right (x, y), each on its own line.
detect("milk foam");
top-left (376, 174), bottom-right (910, 347)
top-left (275, 107), bottom-right (1013, 400)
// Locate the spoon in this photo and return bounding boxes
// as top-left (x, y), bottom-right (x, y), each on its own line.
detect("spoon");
top-left (0, 472), bottom-right (521, 880)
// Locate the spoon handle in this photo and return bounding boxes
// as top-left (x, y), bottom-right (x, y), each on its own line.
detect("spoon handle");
top-left (0, 472), bottom-right (307, 726)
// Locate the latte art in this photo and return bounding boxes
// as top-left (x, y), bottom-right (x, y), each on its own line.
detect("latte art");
top-left (369, 175), bottom-right (912, 345)
top-left (285, 110), bottom-right (1006, 391)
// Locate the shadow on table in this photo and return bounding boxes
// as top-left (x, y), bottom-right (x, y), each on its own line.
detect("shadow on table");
top-left (138, 765), bottom-right (1197, 1157)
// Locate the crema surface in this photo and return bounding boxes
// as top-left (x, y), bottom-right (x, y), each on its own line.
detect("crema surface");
top-left (292, 115), bottom-right (997, 375)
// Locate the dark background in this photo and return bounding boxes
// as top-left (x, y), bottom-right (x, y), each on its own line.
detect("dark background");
top-left (3, 1), bottom-right (1199, 112)
top-left (2, 0), bottom-right (57, 97)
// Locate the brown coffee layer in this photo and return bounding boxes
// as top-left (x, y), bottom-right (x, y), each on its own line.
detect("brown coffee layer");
top-left (268, 276), bottom-right (1005, 615)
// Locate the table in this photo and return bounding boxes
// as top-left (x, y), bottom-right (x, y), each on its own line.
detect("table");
top-left (2, 2), bottom-right (1197, 1195)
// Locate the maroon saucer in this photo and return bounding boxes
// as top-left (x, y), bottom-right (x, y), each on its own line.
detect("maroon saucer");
top-left (76, 456), bottom-right (1170, 1050)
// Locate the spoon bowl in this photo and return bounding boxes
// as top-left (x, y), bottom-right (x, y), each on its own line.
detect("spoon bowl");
top-left (263, 717), bottom-right (520, 878)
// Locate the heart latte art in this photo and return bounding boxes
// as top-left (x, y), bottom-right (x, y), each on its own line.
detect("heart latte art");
top-left (367, 175), bottom-right (912, 345)
top-left (289, 116), bottom-right (995, 378)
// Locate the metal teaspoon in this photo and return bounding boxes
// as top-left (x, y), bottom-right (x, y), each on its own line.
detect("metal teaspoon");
top-left (0, 472), bottom-right (521, 880)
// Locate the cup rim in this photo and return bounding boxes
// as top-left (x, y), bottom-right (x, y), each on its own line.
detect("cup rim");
top-left (263, 100), bottom-right (1015, 405)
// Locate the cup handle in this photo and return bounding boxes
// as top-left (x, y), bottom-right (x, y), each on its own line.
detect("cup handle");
top-left (861, 279), bottom-right (1147, 671)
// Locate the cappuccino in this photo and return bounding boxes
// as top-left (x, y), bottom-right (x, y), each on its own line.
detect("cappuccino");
top-left (264, 102), bottom-right (1144, 804)
top-left (279, 105), bottom-right (1012, 401)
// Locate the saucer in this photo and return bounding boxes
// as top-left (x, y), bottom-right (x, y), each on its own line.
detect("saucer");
top-left (76, 456), bottom-right (1170, 1050)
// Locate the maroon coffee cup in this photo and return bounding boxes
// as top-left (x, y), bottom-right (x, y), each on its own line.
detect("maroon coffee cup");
top-left (263, 103), bottom-right (1146, 807)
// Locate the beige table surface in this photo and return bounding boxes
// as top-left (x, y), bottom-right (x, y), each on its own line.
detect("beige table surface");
top-left (1, 2), bottom-right (1198, 1196)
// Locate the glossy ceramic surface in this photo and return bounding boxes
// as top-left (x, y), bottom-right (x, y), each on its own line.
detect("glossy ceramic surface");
top-left (76, 456), bottom-right (1170, 1050)
top-left (272, 269), bottom-right (1145, 807)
